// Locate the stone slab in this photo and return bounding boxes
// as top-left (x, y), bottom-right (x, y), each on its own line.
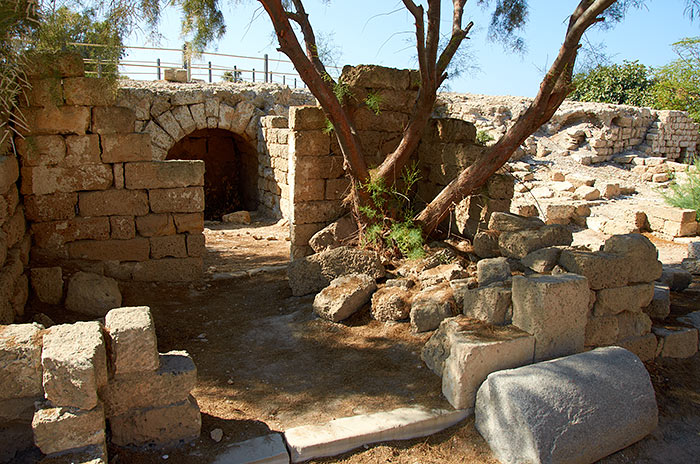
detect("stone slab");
top-left (104, 306), bottom-right (159, 375)
top-left (212, 433), bottom-right (289, 464)
top-left (653, 326), bottom-right (699, 358)
top-left (0, 323), bottom-right (44, 399)
top-left (32, 403), bottom-right (106, 456)
top-left (284, 406), bottom-right (470, 463)
top-left (312, 274), bottom-right (376, 322)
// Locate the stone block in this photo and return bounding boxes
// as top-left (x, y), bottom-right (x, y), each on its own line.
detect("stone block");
top-left (136, 213), bottom-right (176, 237)
top-left (109, 395), bottom-right (201, 447)
top-left (422, 317), bottom-right (534, 409)
top-left (512, 273), bottom-right (589, 362)
top-left (663, 219), bottom-right (698, 237)
top-left (104, 306), bottom-right (159, 376)
top-left (149, 187), bottom-right (205, 213)
top-left (558, 249), bottom-right (629, 290)
top-left (186, 233), bottom-right (206, 257)
top-left (293, 154), bottom-right (345, 179)
top-left (476, 257), bottom-right (510, 287)
top-left (284, 406), bottom-right (468, 463)
top-left (0, 323), bottom-right (44, 399)
top-left (172, 105), bottom-right (196, 134)
top-left (290, 129), bottom-right (331, 157)
top-left (603, 233), bottom-right (663, 283)
top-left (64, 135), bottom-right (101, 166)
top-left (125, 161), bottom-right (205, 189)
top-left (585, 316), bottom-right (619, 346)
top-left (67, 238), bottom-right (150, 262)
top-left (23, 106), bottom-right (91, 135)
top-left (110, 216), bottom-right (135, 240)
top-left (3, 207), bottom-right (25, 248)
top-left (615, 333), bottom-right (658, 362)
top-left (101, 133), bottom-right (153, 163)
top-left (521, 247), bottom-right (562, 273)
top-left (658, 265), bottom-right (692, 291)
top-left (21, 164), bottom-right (113, 195)
top-left (593, 283), bottom-right (654, 316)
top-left (472, 231), bottom-right (501, 259)
top-left (15, 135), bottom-right (66, 166)
top-left (678, 310), bottom-right (700, 329)
top-left (0, 395), bottom-right (38, 422)
top-left (293, 178), bottom-right (325, 201)
top-left (32, 217), bottom-right (110, 249)
top-left (462, 283), bottom-right (512, 326)
top-left (289, 106), bottom-right (326, 130)
top-left (41, 321), bottom-right (108, 410)
top-left (499, 225), bottom-right (572, 259)
top-left (64, 272), bottom-right (121, 317)
top-left (79, 189), bottom-right (149, 217)
top-left (643, 284), bottom-right (671, 320)
top-left (63, 77), bottom-right (114, 106)
top-left (174, 213), bottom-right (204, 234)
top-left (313, 274), bottom-right (376, 322)
top-left (101, 350), bottom-right (195, 417)
top-left (39, 444), bottom-right (107, 464)
top-left (410, 284), bottom-right (456, 333)
top-left (24, 77), bottom-right (63, 107)
top-left (220, 101), bottom-right (256, 134)
top-left (688, 241), bottom-right (700, 259)
top-left (325, 177), bottom-right (351, 201)
top-left (0, 156), bottom-right (19, 194)
top-left (32, 403), bottom-right (105, 456)
top-left (24, 193), bottom-right (77, 222)
top-left (616, 311), bottom-right (653, 340)
top-left (131, 257), bottom-right (203, 282)
top-left (370, 286), bottom-right (411, 322)
top-left (30, 267), bottom-right (63, 305)
top-left (150, 234), bottom-right (188, 259)
top-left (645, 205), bottom-right (696, 223)
top-left (212, 433), bottom-right (289, 464)
top-left (653, 326), bottom-right (698, 358)
top-left (291, 201), bottom-right (345, 225)
top-left (164, 68), bottom-right (187, 83)
top-left (475, 347), bottom-right (658, 464)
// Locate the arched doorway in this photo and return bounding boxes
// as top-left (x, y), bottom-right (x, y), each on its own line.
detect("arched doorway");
top-left (167, 128), bottom-right (258, 220)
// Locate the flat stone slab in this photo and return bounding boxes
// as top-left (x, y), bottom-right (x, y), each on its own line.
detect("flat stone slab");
top-left (653, 326), bottom-right (699, 358)
top-left (212, 433), bottom-right (289, 464)
top-left (475, 347), bottom-right (658, 464)
top-left (284, 406), bottom-right (470, 463)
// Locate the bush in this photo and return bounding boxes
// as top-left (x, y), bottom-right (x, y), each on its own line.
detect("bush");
top-left (569, 60), bottom-right (656, 107)
top-left (661, 159), bottom-right (700, 221)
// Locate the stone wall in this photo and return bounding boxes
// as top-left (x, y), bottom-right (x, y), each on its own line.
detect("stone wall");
top-left (438, 94), bottom-right (699, 164)
top-left (0, 306), bottom-right (199, 463)
top-left (259, 115), bottom-right (292, 218)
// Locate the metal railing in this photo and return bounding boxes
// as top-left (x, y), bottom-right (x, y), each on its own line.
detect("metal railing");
top-left (69, 43), bottom-right (341, 88)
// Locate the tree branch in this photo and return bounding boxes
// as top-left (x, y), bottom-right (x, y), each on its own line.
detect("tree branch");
top-left (289, 0), bottom-right (331, 80)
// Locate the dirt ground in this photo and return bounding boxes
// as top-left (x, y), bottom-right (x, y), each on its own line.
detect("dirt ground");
top-left (22, 215), bottom-right (700, 464)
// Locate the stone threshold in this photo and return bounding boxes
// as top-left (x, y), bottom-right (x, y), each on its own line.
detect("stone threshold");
top-left (209, 264), bottom-right (288, 281)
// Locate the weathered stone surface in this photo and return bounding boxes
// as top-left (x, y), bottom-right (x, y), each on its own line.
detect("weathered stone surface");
top-left (472, 231), bottom-right (501, 258)
top-left (410, 284), bottom-right (456, 333)
top-left (593, 283), bottom-right (655, 316)
top-left (681, 257), bottom-right (700, 275)
top-left (150, 234), bottom-right (188, 259)
top-left (109, 395), bottom-right (201, 447)
top-left (24, 192), bottom-right (77, 222)
top-left (287, 246), bottom-right (385, 296)
top-left (309, 216), bottom-right (358, 253)
top-left (476, 257), bottom-right (510, 287)
top-left (678, 310), bottom-right (700, 329)
top-left (23, 106), bottom-right (91, 135)
top-left (370, 286), bottom-right (411, 322)
top-left (64, 77), bottom-right (114, 106)
top-left (499, 225), bottom-right (572, 259)
top-left (79, 189), bottom-right (149, 217)
top-left (603, 234), bottom-right (663, 283)
top-left (101, 350), bottom-right (196, 417)
top-left (149, 187), bottom-right (205, 213)
top-left (520, 247), bottom-right (562, 273)
top-left (0, 323), bottom-right (44, 399)
top-left (39, 444), bottom-right (107, 464)
top-left (658, 266), bottom-right (692, 292)
top-left (313, 274), bottom-right (376, 322)
top-left (512, 273), bottom-right (589, 361)
top-left (422, 317), bottom-right (534, 409)
top-left (688, 241), bottom-right (700, 259)
top-left (487, 212), bottom-right (544, 232)
top-left (616, 311), bottom-right (653, 340)
top-left (32, 403), bottom-right (106, 456)
top-left (222, 211), bottom-right (251, 224)
top-left (21, 164), bottom-right (113, 195)
top-left (30, 267), bottom-right (63, 305)
top-left (585, 316), bottom-right (619, 347)
top-left (173, 213), bottom-right (204, 234)
top-left (462, 283), bottom-right (512, 326)
top-left (573, 185), bottom-right (601, 200)
top-left (643, 284), bottom-right (671, 320)
top-left (615, 333), bottom-right (658, 362)
top-left (101, 133), bottom-right (152, 163)
top-left (42, 321), bottom-right (107, 410)
top-left (558, 249), bottom-right (629, 290)
top-left (65, 272), bottom-right (122, 317)
top-left (475, 347), bottom-right (658, 464)
top-left (67, 238), bottom-right (150, 262)
top-left (653, 326), bottom-right (698, 358)
top-left (125, 161), bottom-right (205, 189)
top-left (104, 306), bottom-right (159, 375)
top-left (15, 135), bottom-right (66, 167)
top-left (131, 257), bottom-right (203, 282)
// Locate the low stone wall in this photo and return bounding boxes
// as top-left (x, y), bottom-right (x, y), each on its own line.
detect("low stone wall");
top-left (0, 306), bottom-right (199, 463)
top-left (259, 115), bottom-right (292, 218)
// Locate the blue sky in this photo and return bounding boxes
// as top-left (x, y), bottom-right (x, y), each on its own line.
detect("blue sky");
top-left (123, 1), bottom-right (700, 97)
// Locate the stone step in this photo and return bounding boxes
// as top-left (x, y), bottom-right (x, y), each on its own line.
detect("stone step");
top-left (212, 433), bottom-right (289, 464)
top-left (283, 406), bottom-right (470, 463)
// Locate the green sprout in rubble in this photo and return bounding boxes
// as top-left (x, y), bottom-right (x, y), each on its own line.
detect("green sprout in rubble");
top-left (476, 129), bottom-right (494, 146)
top-left (661, 158), bottom-right (700, 221)
top-left (365, 92), bottom-right (383, 115)
top-left (322, 72), bottom-right (353, 104)
top-left (323, 118), bottom-right (335, 134)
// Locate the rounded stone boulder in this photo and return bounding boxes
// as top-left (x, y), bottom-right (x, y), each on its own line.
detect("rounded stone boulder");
top-left (65, 272), bottom-right (122, 316)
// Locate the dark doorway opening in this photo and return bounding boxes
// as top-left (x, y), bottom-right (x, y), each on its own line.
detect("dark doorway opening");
top-left (167, 128), bottom-right (258, 220)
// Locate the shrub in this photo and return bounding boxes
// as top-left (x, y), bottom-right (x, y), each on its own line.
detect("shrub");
top-left (661, 158), bottom-right (700, 221)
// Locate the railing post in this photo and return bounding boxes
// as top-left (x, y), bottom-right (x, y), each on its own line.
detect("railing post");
top-left (208, 61), bottom-right (212, 83)
top-left (253, 69), bottom-right (255, 82)
top-left (283, 75), bottom-right (285, 86)
top-left (234, 65), bottom-right (238, 82)
top-left (97, 59), bottom-right (102, 78)
top-left (157, 58), bottom-right (161, 80)
top-left (294, 78), bottom-right (297, 88)
top-left (264, 54), bottom-right (269, 83)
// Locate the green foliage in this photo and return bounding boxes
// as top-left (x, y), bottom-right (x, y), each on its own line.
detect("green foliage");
top-left (569, 60), bottom-right (656, 106)
top-left (388, 221), bottom-right (425, 260)
top-left (476, 130), bottom-right (494, 146)
top-left (661, 159), bottom-right (700, 221)
top-left (222, 69), bottom-right (242, 82)
top-left (364, 92), bottom-right (382, 115)
top-left (652, 37), bottom-right (700, 124)
top-left (322, 118), bottom-right (334, 135)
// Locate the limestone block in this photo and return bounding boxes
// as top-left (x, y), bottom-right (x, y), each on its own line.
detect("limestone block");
top-left (289, 130), bottom-right (331, 157)
top-left (593, 283), bottom-right (654, 316)
top-left (653, 326), bottom-right (699, 358)
top-left (144, 121), bottom-right (174, 151)
top-left (101, 133), bottom-right (152, 163)
top-left (293, 178), bottom-right (325, 201)
top-left (615, 333), bottom-right (658, 362)
top-left (64, 272), bottom-right (122, 317)
top-left (646, 205), bottom-right (696, 223)
top-left (42, 321), bottom-right (108, 409)
top-left (12, 273), bottom-right (29, 316)
top-left (663, 219), bottom-right (698, 237)
top-left (0, 323), bottom-right (44, 399)
top-left (164, 68), bottom-right (187, 83)
top-left (313, 274), bottom-right (376, 322)
top-left (308, 215), bottom-right (358, 253)
top-left (186, 233), bottom-right (206, 257)
top-left (149, 187), bottom-right (205, 213)
top-left (21, 164), bottom-right (113, 195)
top-left (678, 310), bottom-right (700, 329)
top-left (135, 213), bottom-right (176, 237)
top-left (476, 257), bottom-right (510, 287)
top-left (30, 267), bottom-right (64, 305)
top-left (573, 185), bottom-right (601, 200)
top-left (156, 111), bottom-right (185, 141)
top-left (79, 189), bottom-right (149, 217)
top-left (212, 433), bottom-right (288, 464)
top-left (190, 103), bottom-right (207, 130)
top-left (24, 193), bottom-right (77, 222)
top-left (616, 311), bottom-right (652, 340)
top-left (688, 241), bottom-right (700, 259)
top-left (603, 233), bottom-right (663, 283)
top-left (499, 225), bottom-right (572, 259)
top-left (512, 273), bottom-right (589, 362)
top-left (63, 77), bottom-right (114, 106)
top-left (287, 246), bottom-right (385, 296)
top-left (15, 135), bottom-right (66, 166)
top-left (410, 284), bottom-right (456, 333)
top-left (289, 106), bottom-right (326, 131)
top-left (32, 217), bottom-right (110, 249)
top-left (3, 208), bottom-right (25, 248)
top-left (39, 444), bottom-right (107, 464)
top-left (558, 249), bottom-right (629, 290)
top-left (110, 216), bottom-right (135, 240)
top-left (67, 238), bottom-right (150, 262)
top-left (131, 257), bottom-right (203, 282)
top-left (0, 156), bottom-right (19, 194)
top-left (475, 347), bottom-right (657, 464)
top-left (109, 395), bottom-right (201, 447)
top-left (150, 234), bottom-right (188, 259)
top-left (223, 101), bottom-right (256, 134)
top-left (462, 283), bottom-right (512, 326)
top-left (104, 306), bottom-right (159, 375)
top-left (0, 395), bottom-right (38, 423)
top-left (291, 201), bottom-right (345, 225)
top-left (63, 135), bottom-right (101, 166)
top-left (172, 105), bottom-right (196, 134)
top-left (222, 211), bottom-right (251, 224)
top-left (472, 231), bottom-right (501, 259)
top-left (643, 284), bottom-right (671, 320)
top-left (487, 212), bottom-right (544, 232)
top-left (681, 257), bottom-right (700, 275)
top-left (370, 286), bottom-right (411, 322)
top-left (23, 106), bottom-right (91, 135)
top-left (173, 213), bottom-right (204, 234)
top-left (658, 265), bottom-right (692, 291)
top-left (32, 403), bottom-right (106, 456)
top-left (294, 154), bottom-right (345, 179)
top-left (521, 247), bottom-right (562, 273)
top-left (125, 161), bottom-right (204, 189)
top-left (585, 316), bottom-right (619, 347)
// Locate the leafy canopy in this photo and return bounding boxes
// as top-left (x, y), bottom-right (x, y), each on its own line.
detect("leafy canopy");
top-left (569, 60), bottom-right (657, 107)
top-left (653, 37), bottom-right (700, 123)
